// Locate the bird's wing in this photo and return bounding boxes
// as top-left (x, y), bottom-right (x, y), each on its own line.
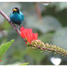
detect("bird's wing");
top-left (20, 11), bottom-right (24, 21)
top-left (10, 12), bottom-right (13, 18)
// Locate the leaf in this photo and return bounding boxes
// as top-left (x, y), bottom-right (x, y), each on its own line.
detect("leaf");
top-left (25, 15), bottom-right (62, 33)
top-left (52, 27), bottom-right (67, 50)
top-left (27, 48), bottom-right (46, 64)
top-left (38, 33), bottom-right (54, 43)
top-left (0, 39), bottom-right (14, 58)
top-left (20, 62), bottom-right (29, 65)
top-left (56, 2), bottom-right (67, 11)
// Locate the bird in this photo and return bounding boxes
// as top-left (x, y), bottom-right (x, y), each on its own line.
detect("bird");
top-left (10, 7), bottom-right (24, 26)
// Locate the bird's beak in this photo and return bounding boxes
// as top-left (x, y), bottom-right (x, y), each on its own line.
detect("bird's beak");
top-left (13, 9), bottom-right (17, 11)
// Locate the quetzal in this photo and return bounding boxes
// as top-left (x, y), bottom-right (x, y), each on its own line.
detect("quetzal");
top-left (10, 7), bottom-right (24, 26)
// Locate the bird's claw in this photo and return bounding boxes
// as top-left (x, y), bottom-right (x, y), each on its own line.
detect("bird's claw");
top-left (9, 20), bottom-right (11, 23)
top-left (17, 26), bottom-right (20, 29)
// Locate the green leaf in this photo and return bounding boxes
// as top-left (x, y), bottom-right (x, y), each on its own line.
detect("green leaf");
top-left (56, 2), bottom-right (67, 11)
top-left (52, 27), bottom-right (67, 50)
top-left (0, 39), bottom-right (14, 58)
top-left (25, 15), bottom-right (61, 33)
top-left (27, 48), bottom-right (46, 64)
top-left (20, 62), bottom-right (29, 65)
top-left (38, 33), bottom-right (54, 43)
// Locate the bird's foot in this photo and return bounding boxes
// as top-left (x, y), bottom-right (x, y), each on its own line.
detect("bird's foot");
top-left (17, 26), bottom-right (20, 29)
top-left (9, 20), bottom-right (11, 23)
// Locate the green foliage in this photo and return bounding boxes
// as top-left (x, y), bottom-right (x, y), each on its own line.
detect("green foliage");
top-left (25, 15), bottom-right (61, 33)
top-left (31, 40), bottom-right (67, 57)
top-left (0, 39), bottom-right (14, 58)
top-left (20, 62), bottom-right (29, 65)
top-left (52, 27), bottom-right (67, 50)
top-left (27, 48), bottom-right (46, 64)
top-left (38, 33), bottom-right (54, 43)
top-left (1, 2), bottom-right (67, 65)
top-left (56, 2), bottom-right (67, 11)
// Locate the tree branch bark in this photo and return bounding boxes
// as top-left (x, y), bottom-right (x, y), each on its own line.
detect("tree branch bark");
top-left (0, 9), bottom-right (22, 38)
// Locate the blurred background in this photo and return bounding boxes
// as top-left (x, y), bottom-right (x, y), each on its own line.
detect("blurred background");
top-left (0, 2), bottom-right (67, 65)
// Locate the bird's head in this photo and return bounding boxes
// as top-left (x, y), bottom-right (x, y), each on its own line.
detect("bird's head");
top-left (12, 7), bottom-right (19, 13)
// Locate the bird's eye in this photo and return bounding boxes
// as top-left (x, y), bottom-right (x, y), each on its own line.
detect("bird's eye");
top-left (13, 9), bottom-right (17, 11)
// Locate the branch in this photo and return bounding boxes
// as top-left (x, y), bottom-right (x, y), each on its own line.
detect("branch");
top-left (0, 9), bottom-right (24, 40)
top-left (0, 9), bottom-right (67, 57)
top-left (35, 3), bottom-right (42, 23)
top-left (30, 40), bottom-right (67, 57)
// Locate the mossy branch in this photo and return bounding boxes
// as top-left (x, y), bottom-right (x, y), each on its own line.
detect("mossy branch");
top-left (0, 9), bottom-right (67, 57)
